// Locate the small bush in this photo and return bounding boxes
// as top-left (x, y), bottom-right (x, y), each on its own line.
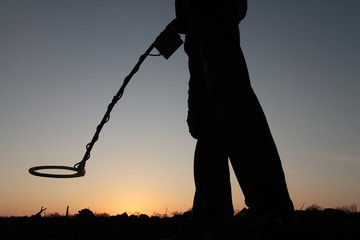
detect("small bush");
top-left (306, 204), bottom-right (323, 211)
top-left (336, 204), bottom-right (358, 213)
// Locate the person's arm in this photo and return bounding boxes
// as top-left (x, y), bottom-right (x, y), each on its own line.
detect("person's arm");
top-left (175, 0), bottom-right (186, 19)
top-left (238, 0), bottom-right (248, 22)
top-left (174, 0), bottom-right (188, 33)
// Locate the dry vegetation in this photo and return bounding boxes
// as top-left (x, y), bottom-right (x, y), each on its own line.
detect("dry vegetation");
top-left (1, 205), bottom-right (360, 239)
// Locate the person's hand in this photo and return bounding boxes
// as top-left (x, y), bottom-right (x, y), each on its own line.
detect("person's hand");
top-left (154, 19), bottom-right (184, 59)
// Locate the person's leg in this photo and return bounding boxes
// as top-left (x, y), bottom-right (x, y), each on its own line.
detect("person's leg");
top-left (192, 135), bottom-right (234, 226)
top-left (185, 35), bottom-right (234, 226)
top-left (186, 1), bottom-right (294, 218)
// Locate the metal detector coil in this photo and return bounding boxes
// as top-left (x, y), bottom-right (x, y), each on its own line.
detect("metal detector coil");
top-left (29, 165), bottom-right (85, 178)
top-left (28, 22), bottom-right (183, 178)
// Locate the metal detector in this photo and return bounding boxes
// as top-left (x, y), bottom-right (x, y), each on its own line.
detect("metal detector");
top-left (29, 23), bottom-right (183, 178)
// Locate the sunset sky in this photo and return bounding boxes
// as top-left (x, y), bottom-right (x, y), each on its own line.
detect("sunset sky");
top-left (1, 0), bottom-right (359, 217)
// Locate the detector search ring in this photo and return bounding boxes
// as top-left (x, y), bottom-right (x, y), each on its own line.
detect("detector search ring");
top-left (29, 165), bottom-right (85, 178)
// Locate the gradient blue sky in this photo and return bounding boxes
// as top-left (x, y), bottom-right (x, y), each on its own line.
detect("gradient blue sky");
top-left (1, 0), bottom-right (359, 217)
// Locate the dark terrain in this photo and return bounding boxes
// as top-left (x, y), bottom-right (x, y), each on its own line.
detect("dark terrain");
top-left (1, 208), bottom-right (359, 240)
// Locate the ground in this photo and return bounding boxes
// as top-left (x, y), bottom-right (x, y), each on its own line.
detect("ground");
top-left (1, 209), bottom-right (359, 240)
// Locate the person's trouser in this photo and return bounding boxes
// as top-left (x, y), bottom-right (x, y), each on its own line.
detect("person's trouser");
top-left (184, 0), bottom-right (294, 225)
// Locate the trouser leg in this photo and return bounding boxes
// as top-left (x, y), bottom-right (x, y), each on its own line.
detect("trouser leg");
top-left (185, 1), bottom-right (294, 216)
top-left (185, 36), bottom-right (234, 225)
top-left (192, 136), bottom-right (234, 226)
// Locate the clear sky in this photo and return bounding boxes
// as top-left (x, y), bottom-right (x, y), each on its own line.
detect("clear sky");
top-left (1, 0), bottom-right (359, 217)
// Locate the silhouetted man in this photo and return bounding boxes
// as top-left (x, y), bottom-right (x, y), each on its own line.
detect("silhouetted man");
top-left (172, 0), bottom-right (295, 233)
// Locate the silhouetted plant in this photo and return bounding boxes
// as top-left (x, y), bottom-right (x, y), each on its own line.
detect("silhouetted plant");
top-left (152, 212), bottom-right (168, 218)
top-left (306, 204), bottom-right (323, 212)
top-left (95, 212), bottom-right (110, 218)
top-left (139, 214), bottom-right (150, 221)
top-left (48, 212), bottom-right (61, 218)
top-left (75, 208), bottom-right (95, 220)
top-left (31, 206), bottom-right (47, 218)
top-left (336, 204), bottom-right (358, 213)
